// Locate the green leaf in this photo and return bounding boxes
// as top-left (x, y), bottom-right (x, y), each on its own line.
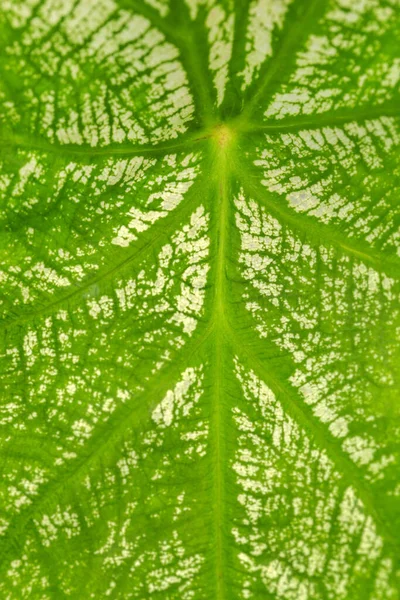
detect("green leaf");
top-left (0, 0), bottom-right (399, 598)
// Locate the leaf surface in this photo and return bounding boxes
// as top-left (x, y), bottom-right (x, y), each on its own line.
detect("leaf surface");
top-left (0, 0), bottom-right (399, 598)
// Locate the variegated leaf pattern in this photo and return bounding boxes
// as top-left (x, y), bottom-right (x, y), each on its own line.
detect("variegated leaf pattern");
top-left (0, 0), bottom-right (399, 598)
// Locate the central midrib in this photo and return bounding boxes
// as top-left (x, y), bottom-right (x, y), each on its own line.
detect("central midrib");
top-left (210, 128), bottom-right (232, 599)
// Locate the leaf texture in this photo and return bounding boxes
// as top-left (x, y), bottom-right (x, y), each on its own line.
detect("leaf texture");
top-left (0, 0), bottom-right (399, 598)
